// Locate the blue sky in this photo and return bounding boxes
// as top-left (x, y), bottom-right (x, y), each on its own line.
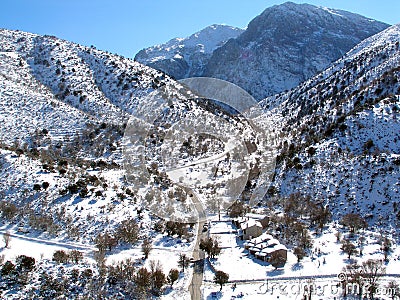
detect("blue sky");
top-left (1, 1), bottom-right (399, 58)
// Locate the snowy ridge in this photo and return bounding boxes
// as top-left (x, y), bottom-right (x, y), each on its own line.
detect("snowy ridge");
top-left (135, 24), bottom-right (244, 79)
top-left (204, 2), bottom-right (389, 100)
top-left (0, 51), bottom-right (91, 143)
top-left (0, 28), bottom-right (179, 144)
top-left (136, 2), bottom-right (389, 100)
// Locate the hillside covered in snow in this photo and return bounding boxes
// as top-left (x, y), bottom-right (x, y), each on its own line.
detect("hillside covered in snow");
top-left (262, 23), bottom-right (400, 229)
top-left (0, 28), bottom-right (271, 299)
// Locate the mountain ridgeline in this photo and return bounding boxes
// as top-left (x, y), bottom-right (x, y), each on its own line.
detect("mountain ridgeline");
top-left (135, 2), bottom-right (389, 100)
top-left (135, 24), bottom-right (243, 80)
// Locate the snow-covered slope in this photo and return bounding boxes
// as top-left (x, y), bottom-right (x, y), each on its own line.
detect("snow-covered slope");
top-left (0, 28), bottom-right (269, 241)
top-left (205, 2), bottom-right (389, 100)
top-left (0, 29), bottom-right (173, 128)
top-left (135, 24), bottom-right (243, 79)
top-left (0, 29), bottom-right (180, 243)
top-left (262, 23), bottom-right (400, 227)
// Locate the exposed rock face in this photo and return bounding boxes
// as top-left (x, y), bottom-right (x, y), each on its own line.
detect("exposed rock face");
top-left (136, 2), bottom-right (389, 100)
top-left (204, 2), bottom-right (389, 99)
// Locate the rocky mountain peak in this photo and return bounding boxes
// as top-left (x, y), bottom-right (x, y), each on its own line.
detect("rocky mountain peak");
top-left (136, 3), bottom-right (389, 100)
top-left (204, 2), bottom-right (389, 99)
top-left (134, 24), bottom-right (243, 79)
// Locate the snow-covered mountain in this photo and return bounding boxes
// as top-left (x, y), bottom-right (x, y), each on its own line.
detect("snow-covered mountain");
top-left (0, 17), bottom-right (400, 300)
top-left (135, 24), bottom-right (243, 79)
top-left (262, 23), bottom-right (400, 227)
top-left (206, 2), bottom-right (389, 100)
top-left (0, 28), bottom-right (177, 145)
top-left (136, 2), bottom-right (389, 100)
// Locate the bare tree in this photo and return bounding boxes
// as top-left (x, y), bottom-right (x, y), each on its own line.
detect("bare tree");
top-left (227, 201), bottom-right (246, 218)
top-left (340, 213), bottom-right (368, 234)
top-left (381, 237), bottom-right (392, 261)
top-left (167, 269), bottom-right (179, 287)
top-left (2, 231), bottom-right (11, 248)
top-left (142, 238), bottom-right (152, 259)
top-left (69, 249), bottom-right (83, 264)
top-left (149, 261), bottom-right (166, 296)
top-left (200, 237), bottom-right (221, 258)
top-left (343, 259), bottom-right (386, 299)
top-left (341, 239), bottom-right (357, 259)
top-left (116, 218), bottom-right (139, 244)
top-left (342, 262), bottom-right (363, 298)
top-left (360, 259), bottom-right (386, 299)
top-left (178, 253), bottom-right (190, 272)
top-left (358, 235), bottom-right (366, 256)
top-left (386, 281), bottom-right (400, 300)
top-left (269, 251), bottom-right (287, 269)
top-left (134, 267), bottom-right (151, 297)
top-left (95, 232), bottom-right (117, 252)
top-left (293, 246), bottom-right (306, 263)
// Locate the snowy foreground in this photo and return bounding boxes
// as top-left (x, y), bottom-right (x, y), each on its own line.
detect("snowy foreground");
top-left (3, 213), bottom-right (399, 299)
top-left (201, 216), bottom-right (400, 300)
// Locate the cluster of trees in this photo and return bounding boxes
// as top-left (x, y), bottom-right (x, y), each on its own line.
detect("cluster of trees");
top-left (342, 259), bottom-right (386, 299)
top-left (266, 193), bottom-right (334, 262)
top-left (132, 261), bottom-right (175, 297)
top-left (227, 201), bottom-right (248, 218)
top-left (0, 251), bottom-right (182, 299)
top-left (340, 213), bottom-right (368, 235)
top-left (200, 237), bottom-right (221, 259)
top-left (94, 218), bottom-right (140, 252)
top-left (100, 258), bottom-right (180, 298)
top-left (0, 201), bottom-right (18, 220)
top-left (269, 213), bottom-right (313, 263)
top-left (0, 201), bottom-right (61, 236)
top-left (59, 173), bottom-right (104, 198)
top-left (338, 213), bottom-right (368, 259)
top-left (337, 213), bottom-right (393, 264)
top-left (28, 212), bottom-right (60, 235)
top-left (153, 219), bottom-right (191, 239)
top-left (52, 249), bottom-right (83, 264)
top-left (1, 255), bottom-right (36, 285)
top-left (283, 193), bottom-right (331, 231)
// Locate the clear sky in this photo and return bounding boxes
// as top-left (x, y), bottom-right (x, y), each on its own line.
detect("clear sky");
top-left (1, 1), bottom-right (399, 58)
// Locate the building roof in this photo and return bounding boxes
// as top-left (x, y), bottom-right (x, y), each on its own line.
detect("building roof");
top-left (245, 213), bottom-right (268, 220)
top-left (267, 239), bottom-right (280, 246)
top-left (273, 244), bottom-right (287, 251)
top-left (249, 246), bottom-right (262, 252)
top-left (240, 218), bottom-right (263, 230)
